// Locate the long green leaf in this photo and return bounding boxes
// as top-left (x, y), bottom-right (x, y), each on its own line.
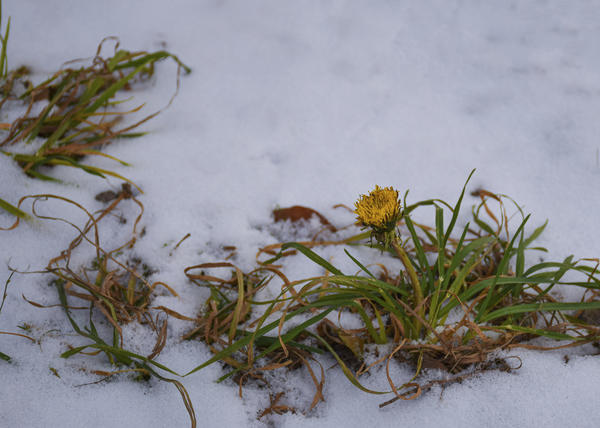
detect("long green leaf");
top-left (280, 242), bottom-right (343, 275)
top-left (481, 301), bottom-right (600, 323)
top-left (476, 214), bottom-right (530, 320)
top-left (0, 197), bottom-right (29, 220)
top-left (523, 220), bottom-right (548, 249)
top-left (344, 249), bottom-right (375, 279)
top-left (0, 17), bottom-right (9, 78)
top-left (443, 169), bottom-right (475, 245)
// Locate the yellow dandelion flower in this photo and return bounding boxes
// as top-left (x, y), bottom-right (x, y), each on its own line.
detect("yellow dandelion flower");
top-left (354, 185), bottom-right (401, 232)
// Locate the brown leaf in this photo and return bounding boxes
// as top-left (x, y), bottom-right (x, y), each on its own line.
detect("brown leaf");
top-left (272, 205), bottom-right (336, 232)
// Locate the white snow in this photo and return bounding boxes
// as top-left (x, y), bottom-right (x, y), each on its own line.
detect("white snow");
top-left (2, 1), bottom-right (600, 426)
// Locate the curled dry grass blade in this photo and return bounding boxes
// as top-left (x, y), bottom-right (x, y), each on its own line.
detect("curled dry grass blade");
top-left (0, 36), bottom-right (190, 215)
top-left (182, 171), bottom-right (600, 408)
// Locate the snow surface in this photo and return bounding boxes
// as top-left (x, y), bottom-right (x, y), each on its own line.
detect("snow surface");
top-left (2, 0), bottom-right (600, 426)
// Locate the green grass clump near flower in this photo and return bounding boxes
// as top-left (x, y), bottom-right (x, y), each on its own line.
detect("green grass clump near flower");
top-left (183, 170), bottom-right (600, 407)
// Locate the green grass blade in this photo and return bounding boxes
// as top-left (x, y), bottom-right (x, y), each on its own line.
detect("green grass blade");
top-left (0, 197), bottom-right (29, 220)
top-left (78, 76), bottom-right (106, 106)
top-left (61, 342), bottom-right (181, 376)
top-left (435, 204), bottom-right (445, 281)
top-left (325, 275), bottom-right (410, 298)
top-left (403, 214), bottom-right (432, 289)
top-left (537, 255), bottom-right (575, 298)
top-left (442, 169), bottom-right (475, 245)
top-left (29, 74), bottom-right (77, 143)
top-left (42, 157), bottom-right (141, 192)
top-left (0, 17), bottom-right (9, 78)
top-left (113, 51), bottom-right (192, 74)
top-left (344, 249), bottom-right (375, 279)
top-left (281, 242), bottom-right (343, 275)
top-left (515, 225), bottom-right (526, 278)
top-left (439, 275), bottom-right (547, 319)
top-left (0, 270), bottom-right (14, 314)
top-left (481, 301), bottom-right (600, 323)
top-left (476, 214), bottom-right (530, 321)
top-left (523, 220), bottom-right (548, 249)
top-left (445, 238), bottom-right (495, 302)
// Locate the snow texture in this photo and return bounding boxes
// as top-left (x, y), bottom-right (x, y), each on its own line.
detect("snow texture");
top-left (2, 1), bottom-right (600, 427)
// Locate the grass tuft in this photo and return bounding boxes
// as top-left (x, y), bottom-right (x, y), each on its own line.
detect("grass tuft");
top-left (0, 35), bottom-right (190, 216)
top-left (182, 172), bottom-right (600, 408)
top-left (10, 191), bottom-right (196, 427)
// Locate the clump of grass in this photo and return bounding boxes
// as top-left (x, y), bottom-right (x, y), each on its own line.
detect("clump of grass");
top-left (9, 190), bottom-right (196, 427)
top-left (1, 37), bottom-right (190, 186)
top-left (37, 187), bottom-right (178, 343)
top-left (183, 171), bottom-right (600, 407)
top-left (17, 187), bottom-right (168, 333)
top-left (180, 262), bottom-right (326, 410)
top-left (0, 32), bottom-right (190, 218)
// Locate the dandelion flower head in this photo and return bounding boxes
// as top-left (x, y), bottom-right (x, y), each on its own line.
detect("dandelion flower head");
top-left (354, 185), bottom-right (401, 232)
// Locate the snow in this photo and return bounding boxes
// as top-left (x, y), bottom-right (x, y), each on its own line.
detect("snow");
top-left (2, 0), bottom-right (600, 426)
